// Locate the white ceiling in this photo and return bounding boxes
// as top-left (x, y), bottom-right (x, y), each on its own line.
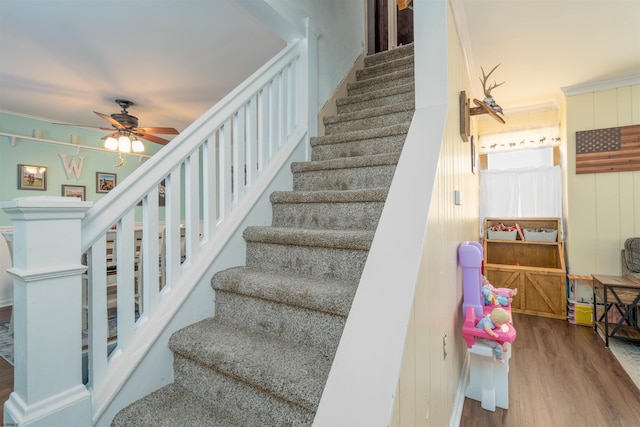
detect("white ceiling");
top-left (0, 0), bottom-right (286, 135)
top-left (455, 0), bottom-right (640, 112)
top-left (1, 1), bottom-right (638, 140)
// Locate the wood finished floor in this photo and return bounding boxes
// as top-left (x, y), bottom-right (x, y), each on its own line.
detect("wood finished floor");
top-left (461, 312), bottom-right (640, 427)
top-left (0, 309), bottom-right (638, 426)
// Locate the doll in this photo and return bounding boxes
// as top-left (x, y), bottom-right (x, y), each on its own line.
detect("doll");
top-left (475, 307), bottom-right (510, 363)
top-left (482, 275), bottom-right (517, 305)
top-left (482, 284), bottom-right (508, 306)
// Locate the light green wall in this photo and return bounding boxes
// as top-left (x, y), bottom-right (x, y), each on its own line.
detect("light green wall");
top-left (0, 112), bottom-right (163, 226)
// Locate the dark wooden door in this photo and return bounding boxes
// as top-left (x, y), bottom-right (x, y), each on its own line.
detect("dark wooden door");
top-left (373, 0), bottom-right (414, 53)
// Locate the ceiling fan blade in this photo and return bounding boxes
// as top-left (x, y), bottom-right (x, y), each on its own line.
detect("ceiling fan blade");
top-left (133, 132), bottom-right (170, 145)
top-left (135, 127), bottom-right (179, 135)
top-left (94, 111), bottom-right (127, 129)
top-left (53, 122), bottom-right (114, 131)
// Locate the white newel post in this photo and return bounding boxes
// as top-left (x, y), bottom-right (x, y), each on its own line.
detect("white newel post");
top-left (0, 197), bottom-right (93, 426)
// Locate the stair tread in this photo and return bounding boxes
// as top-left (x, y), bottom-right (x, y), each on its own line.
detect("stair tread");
top-left (270, 187), bottom-right (388, 204)
top-left (292, 151), bottom-right (401, 173)
top-left (213, 266), bottom-right (357, 316)
top-left (356, 54), bottom-right (414, 80)
top-left (310, 123), bottom-right (410, 147)
top-left (323, 100), bottom-right (414, 125)
top-left (112, 383), bottom-right (243, 427)
top-left (170, 318), bottom-right (332, 409)
top-left (363, 43), bottom-right (414, 67)
top-left (347, 67), bottom-right (413, 92)
top-left (336, 82), bottom-right (414, 107)
top-left (243, 226), bottom-right (374, 250)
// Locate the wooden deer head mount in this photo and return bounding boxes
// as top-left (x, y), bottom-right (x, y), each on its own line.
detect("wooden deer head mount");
top-left (459, 64), bottom-right (507, 141)
top-left (480, 64), bottom-right (506, 100)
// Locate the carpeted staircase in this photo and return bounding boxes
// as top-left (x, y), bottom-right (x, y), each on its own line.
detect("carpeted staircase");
top-left (111, 43), bottom-right (415, 426)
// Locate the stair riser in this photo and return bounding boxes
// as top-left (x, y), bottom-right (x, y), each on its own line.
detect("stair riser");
top-left (293, 164), bottom-right (397, 192)
top-left (246, 242), bottom-right (369, 281)
top-left (215, 291), bottom-right (346, 355)
top-left (356, 58), bottom-right (414, 81)
top-left (311, 134), bottom-right (406, 161)
top-left (174, 355), bottom-right (314, 426)
top-left (324, 110), bottom-right (414, 135)
top-left (336, 90), bottom-right (414, 114)
top-left (348, 73), bottom-right (414, 96)
top-left (271, 201), bottom-right (384, 230)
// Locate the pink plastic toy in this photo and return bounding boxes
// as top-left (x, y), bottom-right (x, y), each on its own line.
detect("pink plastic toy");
top-left (459, 241), bottom-right (517, 348)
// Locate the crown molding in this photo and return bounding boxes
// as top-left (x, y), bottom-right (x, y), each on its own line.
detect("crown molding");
top-left (561, 74), bottom-right (640, 97)
top-left (503, 101), bottom-right (560, 115)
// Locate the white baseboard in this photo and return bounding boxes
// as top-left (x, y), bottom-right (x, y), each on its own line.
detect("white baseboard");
top-left (449, 351), bottom-right (469, 427)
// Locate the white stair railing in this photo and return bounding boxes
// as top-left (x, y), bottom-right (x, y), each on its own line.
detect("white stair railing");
top-left (85, 39), bottom-right (311, 422)
top-left (2, 36), bottom-right (314, 426)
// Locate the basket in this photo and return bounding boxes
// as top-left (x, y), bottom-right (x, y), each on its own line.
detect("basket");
top-left (487, 229), bottom-right (517, 241)
top-left (523, 228), bottom-right (557, 242)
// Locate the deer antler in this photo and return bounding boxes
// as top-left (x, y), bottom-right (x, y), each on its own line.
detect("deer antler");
top-left (480, 64), bottom-right (505, 99)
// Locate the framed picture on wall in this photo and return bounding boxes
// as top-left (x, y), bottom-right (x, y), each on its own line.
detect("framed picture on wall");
top-left (18, 164), bottom-right (47, 190)
top-left (96, 172), bottom-right (117, 193)
top-left (61, 185), bottom-right (86, 200)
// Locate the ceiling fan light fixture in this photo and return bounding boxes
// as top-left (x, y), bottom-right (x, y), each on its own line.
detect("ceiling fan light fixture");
top-left (104, 136), bottom-right (118, 150)
top-left (131, 138), bottom-right (145, 153)
top-left (118, 134), bottom-right (131, 153)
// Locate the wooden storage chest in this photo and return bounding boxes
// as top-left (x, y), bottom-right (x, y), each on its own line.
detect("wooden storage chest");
top-left (483, 217), bottom-right (566, 319)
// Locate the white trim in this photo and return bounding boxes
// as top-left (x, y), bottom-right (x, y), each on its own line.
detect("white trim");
top-left (450, 351), bottom-right (470, 427)
top-left (449, 0), bottom-right (477, 99)
top-left (561, 74), bottom-right (640, 97)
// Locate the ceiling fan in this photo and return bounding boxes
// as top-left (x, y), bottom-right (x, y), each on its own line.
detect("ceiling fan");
top-left (57, 99), bottom-right (179, 152)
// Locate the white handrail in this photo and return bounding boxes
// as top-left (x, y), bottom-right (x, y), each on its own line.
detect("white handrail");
top-left (81, 42), bottom-right (305, 250)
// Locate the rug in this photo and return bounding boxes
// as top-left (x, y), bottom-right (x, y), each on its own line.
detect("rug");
top-left (598, 331), bottom-right (640, 390)
top-left (0, 321), bottom-right (13, 365)
top-left (0, 318), bottom-right (119, 366)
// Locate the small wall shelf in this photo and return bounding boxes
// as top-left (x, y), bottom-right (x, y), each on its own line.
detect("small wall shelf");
top-left (471, 98), bottom-right (506, 124)
top-left (0, 131), bottom-right (151, 159)
top-left (459, 90), bottom-right (506, 141)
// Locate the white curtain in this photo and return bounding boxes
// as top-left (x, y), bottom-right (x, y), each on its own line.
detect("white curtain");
top-left (480, 166), bottom-right (562, 234)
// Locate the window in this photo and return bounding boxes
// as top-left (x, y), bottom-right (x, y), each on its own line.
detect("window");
top-left (488, 146), bottom-right (554, 170)
top-left (479, 126), bottom-right (562, 230)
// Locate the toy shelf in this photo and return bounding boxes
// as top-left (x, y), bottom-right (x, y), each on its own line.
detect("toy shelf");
top-left (567, 274), bottom-right (594, 326)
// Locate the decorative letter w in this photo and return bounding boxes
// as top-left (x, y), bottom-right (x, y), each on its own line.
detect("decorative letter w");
top-left (59, 154), bottom-right (86, 180)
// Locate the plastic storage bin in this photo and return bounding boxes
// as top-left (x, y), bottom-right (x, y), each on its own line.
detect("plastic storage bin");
top-left (487, 230), bottom-right (517, 241)
top-left (575, 303), bottom-right (593, 326)
top-left (523, 228), bottom-right (558, 242)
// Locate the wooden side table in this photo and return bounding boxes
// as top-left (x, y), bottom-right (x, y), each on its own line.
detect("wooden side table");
top-left (592, 274), bottom-right (640, 347)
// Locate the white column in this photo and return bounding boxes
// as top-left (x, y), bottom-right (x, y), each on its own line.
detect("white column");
top-left (0, 197), bottom-right (93, 426)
